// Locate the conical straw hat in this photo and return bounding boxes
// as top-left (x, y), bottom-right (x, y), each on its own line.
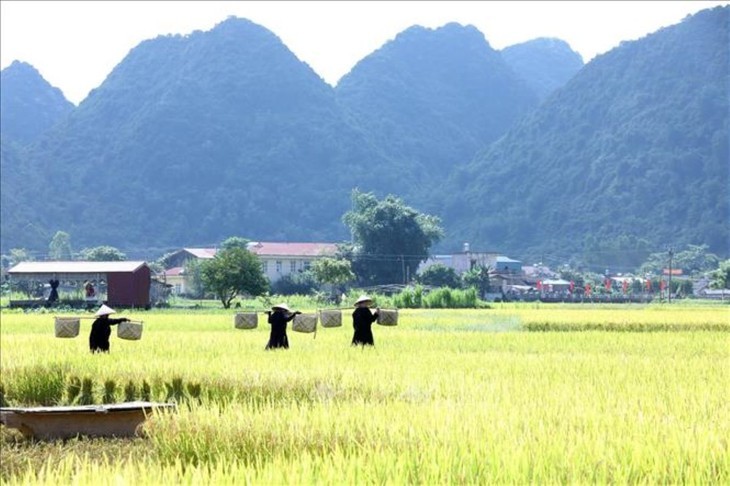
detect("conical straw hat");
top-left (354, 295), bottom-right (373, 306)
top-left (271, 303), bottom-right (292, 313)
top-left (95, 304), bottom-right (116, 316)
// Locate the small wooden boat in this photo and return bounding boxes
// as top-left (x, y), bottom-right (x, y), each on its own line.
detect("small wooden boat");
top-left (0, 401), bottom-right (176, 440)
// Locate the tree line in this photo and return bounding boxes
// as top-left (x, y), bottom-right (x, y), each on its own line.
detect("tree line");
top-left (2, 190), bottom-right (728, 307)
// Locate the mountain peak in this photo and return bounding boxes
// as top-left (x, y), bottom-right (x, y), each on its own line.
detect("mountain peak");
top-left (0, 60), bottom-right (74, 145)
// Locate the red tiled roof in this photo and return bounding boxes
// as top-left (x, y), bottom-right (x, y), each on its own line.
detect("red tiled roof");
top-left (247, 242), bottom-right (338, 257)
top-left (164, 267), bottom-right (185, 276)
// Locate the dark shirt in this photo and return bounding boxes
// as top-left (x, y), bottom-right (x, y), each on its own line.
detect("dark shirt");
top-left (89, 316), bottom-right (126, 353)
top-left (352, 307), bottom-right (378, 346)
top-left (266, 310), bottom-right (295, 349)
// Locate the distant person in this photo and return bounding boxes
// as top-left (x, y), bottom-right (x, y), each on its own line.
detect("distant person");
top-left (89, 304), bottom-right (129, 353)
top-left (47, 278), bottom-right (60, 304)
top-left (265, 303), bottom-right (300, 350)
top-left (351, 295), bottom-right (379, 347)
top-left (85, 281), bottom-right (96, 299)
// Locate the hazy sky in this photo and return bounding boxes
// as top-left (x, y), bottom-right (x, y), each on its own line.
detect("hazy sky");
top-left (1, 1), bottom-right (727, 105)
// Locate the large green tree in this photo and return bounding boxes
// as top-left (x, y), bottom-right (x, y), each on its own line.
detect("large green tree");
top-left (343, 190), bottom-right (443, 285)
top-left (640, 244), bottom-right (719, 276)
top-left (311, 257), bottom-right (356, 295)
top-left (461, 265), bottom-right (492, 297)
top-left (79, 246), bottom-right (127, 261)
top-left (199, 247), bottom-right (269, 308)
top-left (48, 231), bottom-right (73, 260)
top-left (417, 264), bottom-right (461, 288)
top-left (708, 259), bottom-right (730, 289)
top-left (220, 236), bottom-right (250, 251)
top-left (183, 258), bottom-right (206, 299)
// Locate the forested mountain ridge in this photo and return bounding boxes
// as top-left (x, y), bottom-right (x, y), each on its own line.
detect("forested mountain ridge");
top-left (335, 22), bottom-right (540, 213)
top-left (445, 6), bottom-right (729, 263)
top-left (0, 8), bottom-right (727, 264)
top-left (0, 60), bottom-right (74, 146)
top-left (2, 18), bottom-right (390, 251)
top-left (1, 18), bottom-right (559, 254)
top-left (500, 37), bottom-right (584, 101)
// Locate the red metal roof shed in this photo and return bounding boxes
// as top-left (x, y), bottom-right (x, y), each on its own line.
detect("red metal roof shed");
top-left (8, 261), bottom-right (151, 308)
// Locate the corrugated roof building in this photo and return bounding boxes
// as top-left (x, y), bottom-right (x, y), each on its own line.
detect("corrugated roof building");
top-left (8, 261), bottom-right (151, 308)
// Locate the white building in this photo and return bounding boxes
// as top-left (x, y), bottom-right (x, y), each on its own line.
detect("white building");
top-left (163, 242), bottom-right (340, 293)
top-left (247, 241), bottom-right (338, 283)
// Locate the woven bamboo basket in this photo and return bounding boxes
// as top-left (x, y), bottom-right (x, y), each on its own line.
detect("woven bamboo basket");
top-left (54, 318), bottom-right (80, 338)
top-left (117, 321), bottom-right (143, 340)
top-left (292, 313), bottom-right (317, 333)
top-left (234, 312), bottom-right (258, 329)
top-left (319, 309), bottom-right (342, 328)
top-left (376, 309), bottom-right (398, 326)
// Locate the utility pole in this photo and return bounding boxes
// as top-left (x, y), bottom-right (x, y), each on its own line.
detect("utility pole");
top-left (667, 247), bottom-right (674, 304)
top-left (401, 255), bottom-right (406, 285)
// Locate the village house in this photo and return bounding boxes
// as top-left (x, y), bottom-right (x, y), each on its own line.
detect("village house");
top-left (418, 243), bottom-right (510, 275)
top-left (163, 242), bottom-right (340, 294)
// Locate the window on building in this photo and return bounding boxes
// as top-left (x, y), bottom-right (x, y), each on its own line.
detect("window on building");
top-left (290, 260), bottom-right (297, 272)
top-left (304, 260), bottom-right (311, 270)
top-left (276, 260), bottom-right (282, 273)
top-left (262, 261), bottom-right (268, 273)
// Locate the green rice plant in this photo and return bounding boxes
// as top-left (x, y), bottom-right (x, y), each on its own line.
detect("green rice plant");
top-left (165, 377), bottom-right (185, 403)
top-left (4, 363), bottom-right (67, 406)
top-left (79, 377), bottom-right (94, 405)
top-left (66, 375), bottom-right (82, 404)
top-left (0, 382), bottom-right (7, 406)
top-left (102, 379), bottom-right (117, 404)
top-left (123, 380), bottom-right (137, 402)
top-left (0, 307), bottom-right (728, 484)
top-left (141, 380), bottom-right (152, 401)
top-left (186, 382), bottom-right (202, 402)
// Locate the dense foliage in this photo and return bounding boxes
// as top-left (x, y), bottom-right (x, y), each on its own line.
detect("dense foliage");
top-left (199, 247), bottom-right (269, 308)
top-left (0, 8), bottom-right (727, 267)
top-left (78, 246), bottom-right (127, 261)
top-left (500, 37), bottom-right (584, 101)
top-left (416, 263), bottom-right (461, 288)
top-left (445, 6), bottom-right (729, 265)
top-left (343, 190), bottom-right (443, 285)
top-left (0, 61), bottom-right (74, 146)
top-left (336, 23), bottom-right (540, 215)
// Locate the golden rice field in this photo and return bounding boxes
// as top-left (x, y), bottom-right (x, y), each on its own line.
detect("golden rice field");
top-left (1, 303), bottom-right (729, 485)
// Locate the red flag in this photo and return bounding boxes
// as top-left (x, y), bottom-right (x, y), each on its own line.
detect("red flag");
top-left (645, 278), bottom-right (652, 291)
top-left (622, 280), bottom-right (629, 294)
top-left (536, 280), bottom-right (542, 291)
top-left (569, 281), bottom-right (575, 293)
top-left (585, 283), bottom-right (592, 296)
top-left (604, 278), bottom-right (612, 291)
